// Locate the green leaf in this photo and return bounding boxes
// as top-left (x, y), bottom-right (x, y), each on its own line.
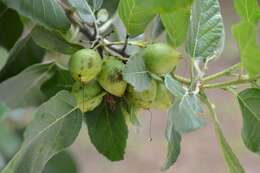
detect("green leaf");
top-left (212, 113), bottom-right (245, 173)
top-left (32, 26), bottom-right (82, 55)
top-left (67, 0), bottom-right (95, 23)
top-left (234, 0), bottom-right (260, 24)
top-left (154, 0), bottom-right (193, 13)
top-left (164, 74), bottom-right (186, 98)
top-left (0, 2), bottom-right (23, 50)
top-left (0, 31), bottom-right (45, 82)
top-left (43, 151), bottom-right (78, 173)
top-left (146, 16), bottom-right (165, 42)
top-left (121, 101), bottom-right (141, 127)
top-left (1, 91), bottom-right (82, 173)
top-left (0, 102), bottom-right (9, 121)
top-left (0, 47), bottom-right (8, 71)
top-left (41, 65), bottom-right (74, 99)
top-left (232, 22), bottom-right (260, 77)
top-left (169, 95), bottom-right (204, 134)
top-left (85, 101), bottom-right (128, 161)
top-left (186, 0), bottom-right (225, 61)
top-left (161, 8), bottom-right (190, 47)
top-left (101, 0), bottom-right (119, 16)
top-left (238, 88), bottom-right (260, 154)
top-left (161, 123), bottom-right (181, 171)
top-left (0, 123), bottom-right (20, 158)
top-left (118, 0), bottom-right (156, 35)
top-left (165, 74), bottom-right (204, 133)
top-left (123, 53), bottom-right (151, 92)
top-left (86, 0), bottom-right (103, 12)
top-left (1, 0), bottom-right (70, 30)
top-left (0, 62), bottom-right (56, 109)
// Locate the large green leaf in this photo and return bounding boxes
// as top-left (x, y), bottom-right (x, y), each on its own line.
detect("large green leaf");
top-left (85, 101), bottom-right (128, 161)
top-left (168, 96), bottom-right (204, 134)
top-left (0, 0), bottom-right (70, 30)
top-left (0, 62), bottom-right (56, 109)
top-left (32, 26), bottom-right (82, 55)
top-left (238, 88), bottom-right (260, 154)
top-left (43, 151), bottom-right (78, 173)
top-left (161, 8), bottom-right (190, 47)
top-left (186, 0), bottom-right (225, 61)
top-left (118, 0), bottom-right (156, 35)
top-left (234, 0), bottom-right (260, 24)
top-left (41, 65), bottom-right (74, 99)
top-left (0, 2), bottom-right (23, 50)
top-left (0, 31), bottom-right (45, 82)
top-left (232, 22), bottom-right (260, 77)
top-left (123, 53), bottom-right (151, 92)
top-left (0, 47), bottom-right (8, 71)
top-left (1, 91), bottom-right (82, 173)
top-left (165, 74), bottom-right (204, 133)
top-left (161, 122), bottom-right (181, 171)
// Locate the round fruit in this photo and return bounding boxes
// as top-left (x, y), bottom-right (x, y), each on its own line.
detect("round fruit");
top-left (151, 82), bottom-right (173, 110)
top-left (72, 81), bottom-right (105, 112)
top-left (98, 57), bottom-right (127, 97)
top-left (143, 43), bottom-right (181, 76)
top-left (127, 80), bottom-right (157, 109)
top-left (69, 49), bottom-right (102, 83)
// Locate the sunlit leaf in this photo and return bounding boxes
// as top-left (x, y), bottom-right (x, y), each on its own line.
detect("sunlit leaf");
top-left (161, 8), bottom-right (190, 47)
top-left (234, 0), bottom-right (260, 24)
top-left (232, 22), bottom-right (260, 77)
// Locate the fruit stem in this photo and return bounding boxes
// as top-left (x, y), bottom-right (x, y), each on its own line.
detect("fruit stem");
top-left (202, 74), bottom-right (260, 89)
top-left (106, 40), bottom-right (148, 48)
top-left (203, 63), bottom-right (240, 82)
top-left (173, 75), bottom-right (191, 85)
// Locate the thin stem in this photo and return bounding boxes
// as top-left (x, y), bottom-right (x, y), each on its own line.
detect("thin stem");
top-left (173, 75), bottom-right (191, 85)
top-left (189, 58), bottom-right (195, 81)
top-left (106, 40), bottom-right (148, 48)
top-left (203, 63), bottom-right (240, 82)
top-left (201, 93), bottom-right (220, 124)
top-left (203, 74), bottom-right (260, 89)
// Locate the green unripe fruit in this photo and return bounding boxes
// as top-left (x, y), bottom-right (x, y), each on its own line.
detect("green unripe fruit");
top-left (143, 43), bottom-right (181, 76)
top-left (127, 80), bottom-right (157, 109)
top-left (98, 57), bottom-right (127, 97)
top-left (72, 81), bottom-right (105, 112)
top-left (152, 82), bottom-right (173, 110)
top-left (69, 49), bottom-right (102, 83)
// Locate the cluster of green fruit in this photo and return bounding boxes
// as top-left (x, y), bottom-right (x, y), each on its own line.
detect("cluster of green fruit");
top-left (69, 43), bottom-right (181, 113)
